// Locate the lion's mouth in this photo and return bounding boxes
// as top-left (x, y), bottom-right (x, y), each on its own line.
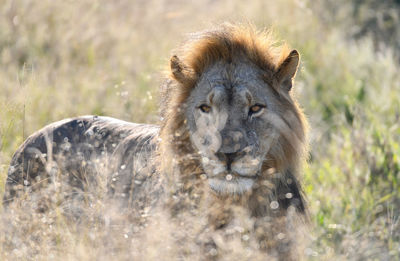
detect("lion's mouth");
top-left (213, 172), bottom-right (257, 180)
top-left (208, 172), bottom-right (256, 194)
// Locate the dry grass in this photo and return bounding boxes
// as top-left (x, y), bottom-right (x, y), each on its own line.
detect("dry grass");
top-left (1, 0), bottom-right (399, 260)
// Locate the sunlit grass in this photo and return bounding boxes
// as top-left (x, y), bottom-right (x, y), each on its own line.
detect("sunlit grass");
top-left (0, 0), bottom-right (399, 259)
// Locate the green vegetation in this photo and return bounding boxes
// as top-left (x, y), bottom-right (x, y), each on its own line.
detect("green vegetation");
top-left (0, 0), bottom-right (399, 259)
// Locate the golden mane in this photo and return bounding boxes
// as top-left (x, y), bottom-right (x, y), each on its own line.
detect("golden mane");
top-left (171, 23), bottom-right (291, 87)
top-left (157, 24), bottom-right (309, 255)
top-left (188, 24), bottom-right (289, 71)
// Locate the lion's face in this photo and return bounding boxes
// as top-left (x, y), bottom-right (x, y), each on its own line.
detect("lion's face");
top-left (186, 60), bottom-right (285, 194)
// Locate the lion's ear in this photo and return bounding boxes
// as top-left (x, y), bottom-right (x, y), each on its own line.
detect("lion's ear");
top-left (170, 55), bottom-right (193, 84)
top-left (275, 50), bottom-right (300, 92)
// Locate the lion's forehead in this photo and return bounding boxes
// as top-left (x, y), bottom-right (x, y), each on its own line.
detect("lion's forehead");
top-left (199, 61), bottom-right (265, 88)
top-left (191, 63), bottom-right (277, 110)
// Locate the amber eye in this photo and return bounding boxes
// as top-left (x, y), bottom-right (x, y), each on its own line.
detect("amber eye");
top-left (249, 104), bottom-right (265, 115)
top-left (199, 104), bottom-right (211, 113)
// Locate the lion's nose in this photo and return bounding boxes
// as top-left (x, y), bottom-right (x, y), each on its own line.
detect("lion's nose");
top-left (215, 152), bottom-right (240, 171)
top-left (218, 129), bottom-right (246, 154)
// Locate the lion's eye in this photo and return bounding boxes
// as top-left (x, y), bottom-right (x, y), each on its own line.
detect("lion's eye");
top-left (199, 104), bottom-right (211, 113)
top-left (249, 104), bottom-right (265, 115)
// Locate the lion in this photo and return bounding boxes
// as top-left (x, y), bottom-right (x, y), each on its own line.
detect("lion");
top-left (3, 24), bottom-right (308, 260)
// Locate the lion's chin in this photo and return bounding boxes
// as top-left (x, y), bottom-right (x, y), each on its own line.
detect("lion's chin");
top-left (208, 177), bottom-right (255, 195)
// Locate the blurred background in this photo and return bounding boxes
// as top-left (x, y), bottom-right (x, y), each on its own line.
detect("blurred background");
top-left (0, 0), bottom-right (399, 259)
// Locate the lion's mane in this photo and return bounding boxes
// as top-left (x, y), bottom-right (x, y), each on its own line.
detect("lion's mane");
top-left (159, 23), bottom-right (308, 214)
top-left (157, 24), bottom-right (309, 259)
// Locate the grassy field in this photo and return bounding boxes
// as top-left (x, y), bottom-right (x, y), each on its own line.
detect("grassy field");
top-left (1, 0), bottom-right (399, 260)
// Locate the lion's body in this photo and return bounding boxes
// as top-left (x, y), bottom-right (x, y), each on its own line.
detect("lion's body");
top-left (3, 116), bottom-right (162, 214)
top-left (3, 24), bottom-right (309, 260)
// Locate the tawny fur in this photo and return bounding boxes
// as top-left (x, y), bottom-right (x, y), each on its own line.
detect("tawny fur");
top-left (4, 23), bottom-right (309, 260)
